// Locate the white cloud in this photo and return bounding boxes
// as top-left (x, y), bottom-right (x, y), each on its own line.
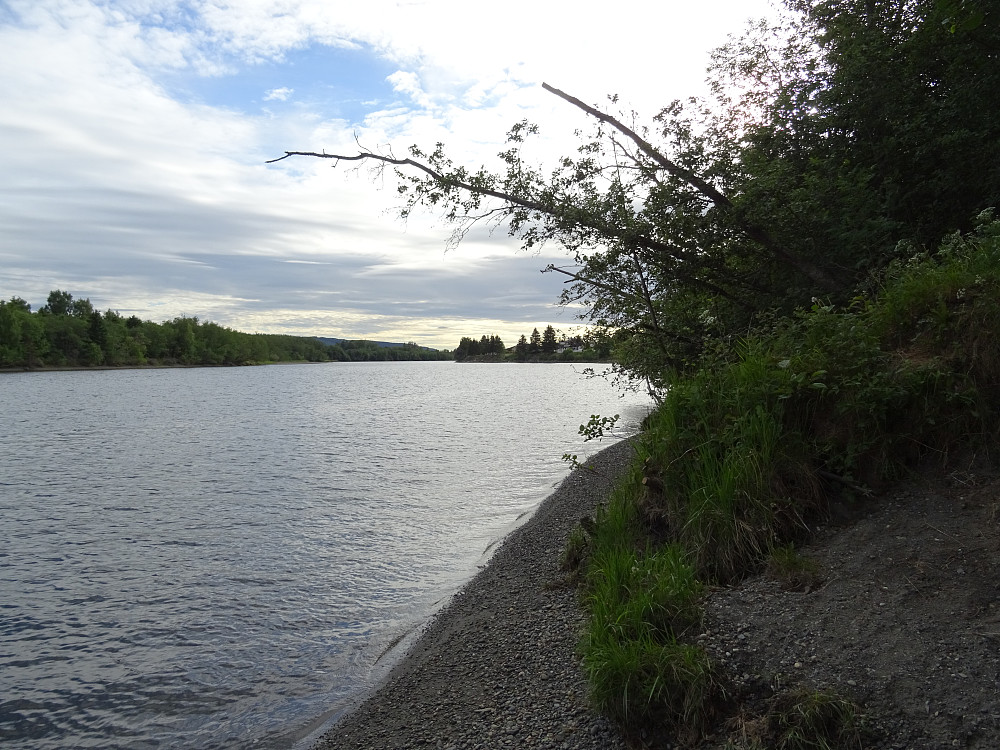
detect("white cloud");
top-left (264, 86), bottom-right (294, 101)
top-left (0, 0), bottom-right (779, 349)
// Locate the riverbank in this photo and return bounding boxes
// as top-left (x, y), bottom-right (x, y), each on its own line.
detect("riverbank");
top-left (306, 439), bottom-right (635, 750)
top-left (303, 440), bottom-right (1000, 750)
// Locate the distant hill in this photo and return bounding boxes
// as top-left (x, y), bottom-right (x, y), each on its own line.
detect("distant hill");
top-left (315, 337), bottom-right (443, 352)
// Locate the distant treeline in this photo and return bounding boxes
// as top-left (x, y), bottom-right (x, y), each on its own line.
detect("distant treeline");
top-left (0, 290), bottom-right (450, 368)
top-left (454, 325), bottom-right (614, 362)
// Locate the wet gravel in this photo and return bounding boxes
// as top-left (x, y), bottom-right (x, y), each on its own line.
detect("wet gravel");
top-left (309, 440), bottom-right (634, 750)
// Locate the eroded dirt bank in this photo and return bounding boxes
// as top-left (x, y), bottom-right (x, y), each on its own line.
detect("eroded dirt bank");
top-left (698, 460), bottom-right (1000, 749)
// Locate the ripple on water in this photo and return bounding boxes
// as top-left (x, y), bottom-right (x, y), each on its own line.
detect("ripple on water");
top-left (0, 363), bottom-right (650, 749)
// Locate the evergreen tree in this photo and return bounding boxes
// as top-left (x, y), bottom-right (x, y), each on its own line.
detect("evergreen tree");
top-left (528, 328), bottom-right (542, 354)
top-left (514, 334), bottom-right (529, 361)
top-left (541, 325), bottom-right (558, 354)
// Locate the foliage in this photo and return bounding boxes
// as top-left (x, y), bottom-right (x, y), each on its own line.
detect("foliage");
top-left (573, 226), bottom-right (1000, 743)
top-left (453, 325), bottom-right (610, 363)
top-left (0, 291), bottom-right (450, 369)
top-left (766, 543), bottom-right (824, 591)
top-left (454, 334), bottom-right (505, 360)
top-left (562, 413), bottom-right (622, 470)
top-left (578, 487), bottom-right (723, 736)
top-left (732, 689), bottom-right (865, 750)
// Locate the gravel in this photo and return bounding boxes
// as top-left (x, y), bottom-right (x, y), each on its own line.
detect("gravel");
top-left (307, 440), bottom-right (1000, 750)
top-left (308, 440), bottom-right (634, 750)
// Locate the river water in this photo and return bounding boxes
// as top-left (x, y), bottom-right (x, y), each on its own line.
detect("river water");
top-left (0, 362), bottom-right (649, 749)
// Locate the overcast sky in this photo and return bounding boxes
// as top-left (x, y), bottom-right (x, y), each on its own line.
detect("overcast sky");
top-left (0, 0), bottom-right (777, 349)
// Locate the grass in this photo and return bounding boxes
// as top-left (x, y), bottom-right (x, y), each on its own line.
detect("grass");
top-left (767, 543), bottom-right (824, 591)
top-left (580, 539), bottom-right (721, 734)
top-left (730, 689), bottom-right (865, 750)
top-left (570, 220), bottom-right (1000, 747)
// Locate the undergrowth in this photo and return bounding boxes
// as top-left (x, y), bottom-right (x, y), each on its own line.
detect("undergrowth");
top-left (570, 219), bottom-right (1000, 748)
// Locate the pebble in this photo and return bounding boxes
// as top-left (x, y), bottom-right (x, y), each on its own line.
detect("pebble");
top-left (308, 442), bottom-right (635, 750)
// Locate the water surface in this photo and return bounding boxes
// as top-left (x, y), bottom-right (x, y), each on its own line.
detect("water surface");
top-left (0, 362), bottom-right (649, 749)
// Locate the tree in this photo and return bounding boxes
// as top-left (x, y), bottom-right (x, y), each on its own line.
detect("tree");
top-left (71, 297), bottom-right (95, 319)
top-left (0, 299), bottom-right (26, 365)
top-left (454, 336), bottom-right (478, 361)
top-left (528, 328), bottom-right (542, 355)
top-left (541, 324), bottom-right (558, 354)
top-left (41, 289), bottom-right (73, 316)
top-left (272, 0), bottom-right (999, 386)
top-left (514, 334), bottom-right (529, 361)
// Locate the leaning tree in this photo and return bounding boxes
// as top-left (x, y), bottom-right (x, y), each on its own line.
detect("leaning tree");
top-left (271, 0), bottom-right (998, 386)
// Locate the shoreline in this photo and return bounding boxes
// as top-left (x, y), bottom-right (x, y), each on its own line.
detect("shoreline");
top-left (301, 439), bottom-right (635, 750)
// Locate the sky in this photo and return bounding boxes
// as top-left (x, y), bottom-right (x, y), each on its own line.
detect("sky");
top-left (0, 0), bottom-right (778, 350)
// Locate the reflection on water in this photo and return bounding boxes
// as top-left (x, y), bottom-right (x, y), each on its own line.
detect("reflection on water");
top-left (0, 362), bottom-right (649, 749)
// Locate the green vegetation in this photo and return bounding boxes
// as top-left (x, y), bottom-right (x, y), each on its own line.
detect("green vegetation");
top-left (569, 222), bottom-right (1000, 746)
top-left (274, 0), bottom-right (998, 745)
top-left (0, 290), bottom-right (450, 368)
top-left (732, 688), bottom-right (864, 750)
top-left (454, 325), bottom-right (614, 362)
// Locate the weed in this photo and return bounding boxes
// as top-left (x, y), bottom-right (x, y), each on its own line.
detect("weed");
top-left (583, 632), bottom-right (723, 738)
top-left (560, 523), bottom-right (591, 575)
top-left (767, 543), bottom-right (824, 591)
top-left (732, 688), bottom-right (865, 750)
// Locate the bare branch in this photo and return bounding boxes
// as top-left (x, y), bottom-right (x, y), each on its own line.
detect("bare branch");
top-left (267, 150), bottom-right (559, 214)
top-left (269, 149), bottom-right (707, 268)
top-left (541, 83), bottom-right (839, 291)
top-left (542, 83), bottom-right (733, 208)
top-left (543, 263), bottom-right (635, 298)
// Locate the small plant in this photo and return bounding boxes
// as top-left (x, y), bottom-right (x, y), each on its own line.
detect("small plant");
top-left (584, 634), bottom-right (724, 740)
top-left (730, 689), bottom-right (865, 749)
top-left (581, 541), bottom-right (719, 735)
top-left (560, 523), bottom-right (591, 574)
top-left (580, 413), bottom-right (620, 442)
top-left (767, 543), bottom-right (824, 591)
top-left (562, 413), bottom-right (622, 471)
top-left (768, 689), bottom-right (865, 750)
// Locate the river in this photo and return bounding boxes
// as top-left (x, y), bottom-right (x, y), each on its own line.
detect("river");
top-left (0, 361), bottom-right (649, 749)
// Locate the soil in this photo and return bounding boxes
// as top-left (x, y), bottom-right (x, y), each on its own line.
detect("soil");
top-left (305, 441), bottom-right (1000, 749)
top-left (695, 455), bottom-right (1000, 750)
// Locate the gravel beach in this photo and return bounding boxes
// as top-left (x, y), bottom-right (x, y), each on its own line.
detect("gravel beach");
top-left (304, 436), bottom-right (1000, 750)
top-left (308, 439), bottom-right (634, 750)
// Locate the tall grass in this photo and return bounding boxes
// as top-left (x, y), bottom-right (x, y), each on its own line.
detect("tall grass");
top-left (574, 220), bottom-right (1000, 746)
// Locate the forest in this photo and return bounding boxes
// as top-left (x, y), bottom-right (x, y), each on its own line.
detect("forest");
top-left (0, 290), bottom-right (450, 368)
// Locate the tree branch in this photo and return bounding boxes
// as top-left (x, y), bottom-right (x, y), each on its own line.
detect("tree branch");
top-left (267, 150), bottom-right (557, 215)
top-left (541, 82), bottom-right (839, 291)
top-left (269, 149), bottom-right (708, 269)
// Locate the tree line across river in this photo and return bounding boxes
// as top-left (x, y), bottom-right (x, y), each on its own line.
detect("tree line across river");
top-left (453, 324), bottom-right (613, 362)
top-left (0, 290), bottom-right (451, 368)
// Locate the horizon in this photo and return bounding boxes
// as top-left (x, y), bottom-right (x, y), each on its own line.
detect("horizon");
top-left (1, 0), bottom-right (777, 350)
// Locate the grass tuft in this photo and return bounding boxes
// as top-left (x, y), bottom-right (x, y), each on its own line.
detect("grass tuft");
top-left (731, 689), bottom-right (865, 750)
top-left (767, 543), bottom-right (824, 591)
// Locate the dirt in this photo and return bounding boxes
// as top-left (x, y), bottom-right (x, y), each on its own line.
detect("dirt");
top-left (695, 457), bottom-right (1000, 749)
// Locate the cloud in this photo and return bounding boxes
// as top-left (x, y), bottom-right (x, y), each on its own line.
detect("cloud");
top-left (264, 86), bottom-right (294, 101)
top-left (0, 0), bottom-right (779, 349)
